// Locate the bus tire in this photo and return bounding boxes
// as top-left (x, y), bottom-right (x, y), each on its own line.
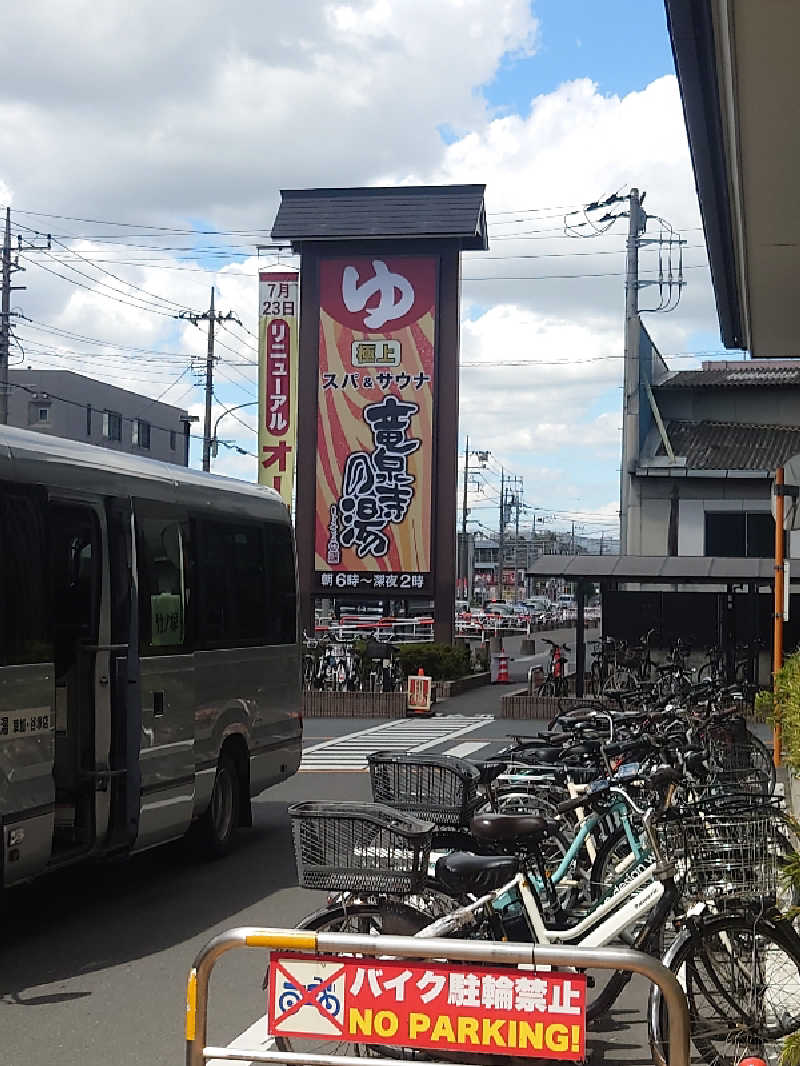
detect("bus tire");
top-left (195, 753), bottom-right (240, 859)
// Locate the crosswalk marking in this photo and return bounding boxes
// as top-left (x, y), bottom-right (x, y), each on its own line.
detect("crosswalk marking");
top-left (300, 715), bottom-right (492, 771)
top-left (444, 740), bottom-right (490, 759)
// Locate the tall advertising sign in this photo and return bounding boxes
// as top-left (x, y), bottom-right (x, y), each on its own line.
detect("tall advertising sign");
top-left (314, 256), bottom-right (437, 595)
top-left (258, 270), bottom-right (299, 509)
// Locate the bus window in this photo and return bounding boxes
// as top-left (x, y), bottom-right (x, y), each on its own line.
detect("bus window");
top-left (197, 520), bottom-right (268, 647)
top-left (264, 522), bottom-right (297, 645)
top-left (138, 514), bottom-right (189, 654)
top-left (0, 490), bottom-right (51, 666)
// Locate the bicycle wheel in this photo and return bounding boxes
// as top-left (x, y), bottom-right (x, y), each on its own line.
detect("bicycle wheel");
top-left (708, 731), bottom-right (776, 797)
top-left (273, 900), bottom-right (428, 1061)
top-left (649, 914), bottom-right (800, 1066)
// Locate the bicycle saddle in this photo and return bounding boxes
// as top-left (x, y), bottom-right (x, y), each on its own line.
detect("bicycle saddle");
top-left (564, 741), bottom-right (602, 759)
top-left (476, 760), bottom-right (507, 786)
top-left (435, 851), bottom-right (519, 895)
top-left (512, 746), bottom-right (565, 765)
top-left (470, 812), bottom-right (550, 844)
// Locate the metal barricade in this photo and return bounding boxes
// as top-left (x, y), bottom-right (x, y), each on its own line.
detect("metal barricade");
top-left (185, 926), bottom-right (690, 1066)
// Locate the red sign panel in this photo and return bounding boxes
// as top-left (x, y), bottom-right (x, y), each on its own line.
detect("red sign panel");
top-left (268, 953), bottom-right (586, 1060)
top-left (265, 320), bottom-right (291, 437)
top-left (314, 255), bottom-right (437, 596)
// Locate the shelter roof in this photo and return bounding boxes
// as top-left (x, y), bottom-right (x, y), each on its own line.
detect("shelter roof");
top-left (527, 554), bottom-right (774, 583)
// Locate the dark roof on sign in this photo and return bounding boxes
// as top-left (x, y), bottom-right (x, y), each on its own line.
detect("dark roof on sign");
top-left (271, 185), bottom-right (488, 250)
top-left (528, 554), bottom-right (774, 584)
top-left (657, 420), bottom-right (800, 471)
top-left (658, 364), bottom-right (800, 389)
top-left (663, 0), bottom-right (744, 350)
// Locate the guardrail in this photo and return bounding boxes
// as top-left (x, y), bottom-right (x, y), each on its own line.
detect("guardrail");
top-left (185, 926), bottom-right (690, 1066)
top-left (314, 619), bottom-right (435, 643)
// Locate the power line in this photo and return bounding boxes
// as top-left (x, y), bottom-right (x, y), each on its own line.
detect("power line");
top-left (13, 221), bottom-right (197, 315)
top-left (19, 253), bottom-right (182, 318)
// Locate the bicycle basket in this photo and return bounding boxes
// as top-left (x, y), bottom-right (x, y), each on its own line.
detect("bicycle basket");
top-left (368, 751), bottom-right (483, 828)
top-left (657, 805), bottom-right (783, 905)
top-left (289, 801), bottom-right (433, 893)
top-left (706, 737), bottom-right (772, 796)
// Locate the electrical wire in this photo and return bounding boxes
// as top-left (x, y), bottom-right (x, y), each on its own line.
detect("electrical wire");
top-left (14, 221), bottom-right (197, 315)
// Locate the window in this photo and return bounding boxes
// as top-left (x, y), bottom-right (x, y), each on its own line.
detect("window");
top-left (103, 410), bottom-right (122, 441)
top-left (137, 511), bottom-right (189, 655)
top-left (86, 403), bottom-right (92, 437)
top-left (197, 520), bottom-right (268, 646)
top-left (28, 401), bottom-right (50, 424)
top-left (0, 487), bottom-right (52, 665)
top-left (705, 511), bottom-right (774, 558)
top-left (132, 418), bottom-right (151, 449)
top-left (169, 429), bottom-right (176, 451)
top-left (265, 522), bottom-right (297, 644)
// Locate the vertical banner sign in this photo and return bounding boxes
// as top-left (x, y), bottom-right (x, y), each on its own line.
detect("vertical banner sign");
top-left (314, 256), bottom-right (437, 595)
top-left (258, 270), bottom-right (299, 509)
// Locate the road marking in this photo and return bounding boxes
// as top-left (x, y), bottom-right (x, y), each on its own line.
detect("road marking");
top-left (444, 740), bottom-right (490, 758)
top-left (207, 1018), bottom-right (272, 1066)
top-left (299, 715), bottom-right (492, 771)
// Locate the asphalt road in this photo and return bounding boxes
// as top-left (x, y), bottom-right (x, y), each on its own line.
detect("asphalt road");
top-left (1, 624), bottom-right (658, 1066)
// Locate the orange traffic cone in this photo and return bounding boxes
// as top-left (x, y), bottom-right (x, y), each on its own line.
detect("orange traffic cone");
top-left (496, 653), bottom-right (509, 684)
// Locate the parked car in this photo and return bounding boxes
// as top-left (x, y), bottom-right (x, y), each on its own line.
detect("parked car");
top-left (485, 600), bottom-right (514, 618)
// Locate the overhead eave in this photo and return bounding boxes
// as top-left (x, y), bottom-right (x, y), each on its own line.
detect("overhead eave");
top-left (664, 0), bottom-right (744, 350)
top-left (665, 0), bottom-right (800, 357)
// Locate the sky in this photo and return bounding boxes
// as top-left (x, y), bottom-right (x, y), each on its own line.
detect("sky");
top-left (0, 0), bottom-right (734, 549)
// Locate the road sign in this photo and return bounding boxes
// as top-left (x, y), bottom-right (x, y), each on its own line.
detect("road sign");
top-left (268, 952), bottom-right (586, 1060)
top-left (407, 673), bottom-right (433, 714)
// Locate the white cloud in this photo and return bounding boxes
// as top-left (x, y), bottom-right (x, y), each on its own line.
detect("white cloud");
top-left (1, 3), bottom-right (722, 530)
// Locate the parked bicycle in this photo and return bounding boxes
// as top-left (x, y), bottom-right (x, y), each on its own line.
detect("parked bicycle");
top-left (276, 667), bottom-right (799, 1066)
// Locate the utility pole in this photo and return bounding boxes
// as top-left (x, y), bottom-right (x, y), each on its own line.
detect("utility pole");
top-left (460, 436), bottom-right (470, 600)
top-left (571, 520), bottom-right (575, 554)
top-left (0, 208), bottom-right (10, 426)
top-left (514, 488), bottom-right (521, 602)
top-left (177, 286), bottom-right (240, 472)
top-left (497, 467), bottom-right (505, 600)
top-left (203, 286), bottom-right (216, 473)
top-left (620, 188), bottom-right (646, 553)
top-left (0, 208), bottom-right (49, 425)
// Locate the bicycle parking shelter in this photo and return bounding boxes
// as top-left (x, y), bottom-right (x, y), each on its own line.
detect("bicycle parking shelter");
top-left (526, 555), bottom-right (777, 697)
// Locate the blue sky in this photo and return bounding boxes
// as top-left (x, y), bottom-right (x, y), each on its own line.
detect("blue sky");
top-left (487, 0), bottom-right (674, 109)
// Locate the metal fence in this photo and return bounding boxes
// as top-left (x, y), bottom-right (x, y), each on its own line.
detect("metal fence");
top-left (185, 926), bottom-right (690, 1066)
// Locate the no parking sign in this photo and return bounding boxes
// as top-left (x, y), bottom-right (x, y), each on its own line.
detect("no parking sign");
top-left (267, 952), bottom-right (586, 1059)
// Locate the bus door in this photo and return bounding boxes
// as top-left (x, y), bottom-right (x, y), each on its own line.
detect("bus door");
top-left (132, 504), bottom-right (195, 850)
top-left (50, 499), bottom-right (112, 858)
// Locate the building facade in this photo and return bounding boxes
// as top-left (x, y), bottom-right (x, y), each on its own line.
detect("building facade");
top-left (7, 370), bottom-right (192, 466)
top-left (624, 359), bottom-right (800, 561)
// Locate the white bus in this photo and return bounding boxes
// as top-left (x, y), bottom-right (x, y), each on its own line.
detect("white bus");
top-left (0, 426), bottom-right (302, 891)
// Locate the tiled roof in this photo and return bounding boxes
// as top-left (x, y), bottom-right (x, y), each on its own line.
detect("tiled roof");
top-left (659, 365), bottom-right (800, 388)
top-left (271, 185), bottom-right (488, 249)
top-left (658, 420), bottom-right (800, 470)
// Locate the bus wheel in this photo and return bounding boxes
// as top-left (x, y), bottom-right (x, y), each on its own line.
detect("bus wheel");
top-left (195, 753), bottom-right (240, 859)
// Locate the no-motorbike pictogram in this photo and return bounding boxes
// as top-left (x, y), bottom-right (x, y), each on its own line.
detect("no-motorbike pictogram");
top-left (268, 956), bottom-right (347, 1037)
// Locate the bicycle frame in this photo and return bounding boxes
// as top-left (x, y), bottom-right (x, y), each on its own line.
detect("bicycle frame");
top-left (422, 856), bottom-right (667, 950)
top-left (547, 798), bottom-right (644, 888)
